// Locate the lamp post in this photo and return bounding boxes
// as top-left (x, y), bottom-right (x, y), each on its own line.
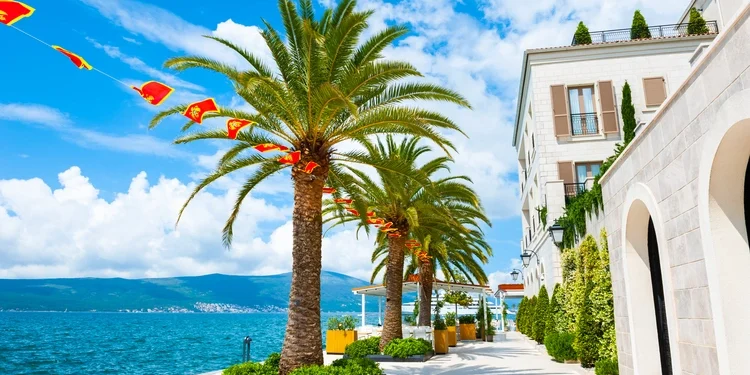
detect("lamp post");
top-left (520, 248), bottom-right (539, 268)
top-left (548, 222), bottom-right (564, 247)
top-left (510, 268), bottom-right (524, 282)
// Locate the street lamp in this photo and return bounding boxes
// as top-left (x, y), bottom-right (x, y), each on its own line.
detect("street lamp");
top-left (520, 249), bottom-right (538, 268)
top-left (548, 222), bottom-right (564, 246)
top-left (510, 268), bottom-right (523, 281)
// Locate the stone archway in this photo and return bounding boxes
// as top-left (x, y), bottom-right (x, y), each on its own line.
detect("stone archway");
top-left (701, 118), bottom-right (750, 373)
top-left (621, 183), bottom-right (681, 374)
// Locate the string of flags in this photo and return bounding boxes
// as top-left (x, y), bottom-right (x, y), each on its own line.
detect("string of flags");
top-left (0, 0), bottom-right (321, 172)
top-left (328, 193), bottom-right (403, 237)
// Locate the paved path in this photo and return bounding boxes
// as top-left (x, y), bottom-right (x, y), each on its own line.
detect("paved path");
top-left (369, 332), bottom-right (586, 375)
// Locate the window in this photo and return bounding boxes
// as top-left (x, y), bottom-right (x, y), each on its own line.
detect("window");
top-left (576, 162), bottom-right (602, 183)
top-left (643, 77), bottom-right (667, 107)
top-left (568, 86), bottom-right (598, 135)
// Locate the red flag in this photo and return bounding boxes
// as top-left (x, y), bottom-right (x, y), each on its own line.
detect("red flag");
top-left (254, 143), bottom-right (288, 153)
top-left (380, 222), bottom-right (393, 230)
top-left (183, 98), bottom-right (218, 124)
top-left (367, 218), bottom-right (384, 225)
top-left (278, 151), bottom-right (301, 165)
top-left (303, 161), bottom-right (319, 174)
top-left (346, 208), bottom-right (360, 216)
top-left (388, 233), bottom-right (401, 238)
top-left (0, 1), bottom-right (34, 26)
top-left (367, 211), bottom-right (376, 218)
top-left (132, 81), bottom-right (174, 106)
top-left (226, 118), bottom-right (255, 139)
top-left (334, 198), bottom-right (353, 205)
top-left (322, 187), bottom-right (336, 194)
top-left (52, 46), bottom-right (92, 70)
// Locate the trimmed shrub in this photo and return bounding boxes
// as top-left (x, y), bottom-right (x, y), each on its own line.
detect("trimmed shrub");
top-left (328, 316), bottom-right (355, 331)
top-left (621, 82), bottom-right (636, 144)
top-left (223, 362), bottom-right (278, 375)
top-left (525, 296), bottom-right (537, 335)
top-left (546, 284), bottom-right (562, 335)
top-left (574, 22), bottom-right (592, 44)
top-left (630, 10), bottom-right (651, 39)
top-left (290, 360), bottom-right (384, 375)
top-left (532, 285), bottom-right (550, 343)
top-left (592, 230), bottom-right (617, 361)
top-left (344, 337), bottom-right (380, 359)
top-left (687, 7), bottom-right (709, 35)
top-left (445, 312), bottom-right (456, 326)
top-left (382, 338), bottom-right (432, 359)
top-left (458, 315), bottom-right (476, 324)
top-left (575, 283), bottom-right (600, 367)
top-left (331, 358), bottom-right (382, 374)
top-left (595, 359), bottom-right (619, 375)
top-left (544, 332), bottom-right (577, 362)
top-left (264, 353), bottom-right (281, 370)
top-left (516, 297), bottom-right (527, 333)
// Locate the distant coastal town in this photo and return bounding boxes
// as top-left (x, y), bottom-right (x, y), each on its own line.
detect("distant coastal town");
top-left (0, 302), bottom-right (288, 314)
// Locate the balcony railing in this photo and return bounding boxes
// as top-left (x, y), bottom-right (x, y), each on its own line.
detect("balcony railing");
top-left (571, 113), bottom-right (599, 136)
top-left (565, 183), bottom-right (586, 204)
top-left (572, 21), bottom-right (719, 46)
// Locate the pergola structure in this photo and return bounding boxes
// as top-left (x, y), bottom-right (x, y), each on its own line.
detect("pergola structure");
top-left (351, 280), bottom-right (493, 330)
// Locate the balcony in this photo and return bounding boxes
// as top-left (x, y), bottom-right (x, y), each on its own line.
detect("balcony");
top-left (572, 21), bottom-right (719, 46)
top-left (565, 183), bottom-right (586, 204)
top-left (571, 113), bottom-right (599, 136)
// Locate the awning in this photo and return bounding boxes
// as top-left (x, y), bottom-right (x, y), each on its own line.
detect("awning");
top-left (352, 280), bottom-right (493, 296)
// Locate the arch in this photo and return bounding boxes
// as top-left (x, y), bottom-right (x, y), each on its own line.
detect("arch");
top-left (698, 88), bottom-right (750, 374)
top-left (621, 183), bottom-right (682, 374)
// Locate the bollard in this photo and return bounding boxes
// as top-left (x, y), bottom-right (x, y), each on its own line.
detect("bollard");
top-left (242, 336), bottom-right (252, 363)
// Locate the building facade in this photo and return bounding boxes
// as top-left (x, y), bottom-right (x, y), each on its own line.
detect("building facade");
top-left (599, 1), bottom-right (750, 374)
top-left (513, 16), bottom-right (718, 297)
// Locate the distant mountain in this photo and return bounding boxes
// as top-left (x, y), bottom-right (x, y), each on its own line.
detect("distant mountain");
top-left (0, 271), bottom-right (381, 312)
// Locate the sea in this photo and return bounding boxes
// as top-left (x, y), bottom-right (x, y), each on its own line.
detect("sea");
top-left (0, 312), bottom-right (382, 375)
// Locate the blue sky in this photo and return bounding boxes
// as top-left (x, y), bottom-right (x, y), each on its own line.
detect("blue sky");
top-left (0, 0), bottom-right (689, 285)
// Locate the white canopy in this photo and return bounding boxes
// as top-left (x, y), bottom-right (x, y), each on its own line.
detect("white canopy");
top-left (352, 281), bottom-right (493, 296)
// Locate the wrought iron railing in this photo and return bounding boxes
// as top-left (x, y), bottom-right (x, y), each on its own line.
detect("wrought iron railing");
top-left (572, 21), bottom-right (719, 46)
top-left (565, 183), bottom-right (586, 204)
top-left (571, 113), bottom-right (599, 136)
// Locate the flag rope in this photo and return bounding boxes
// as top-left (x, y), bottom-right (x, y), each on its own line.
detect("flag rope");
top-left (93, 68), bottom-right (132, 88)
top-left (10, 25), bottom-right (51, 48)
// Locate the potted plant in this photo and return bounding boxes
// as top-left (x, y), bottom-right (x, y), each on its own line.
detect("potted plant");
top-left (325, 315), bottom-right (357, 354)
top-left (486, 324), bottom-right (495, 342)
top-left (432, 300), bottom-right (448, 354)
top-left (445, 312), bottom-right (457, 347)
top-left (458, 315), bottom-right (476, 340)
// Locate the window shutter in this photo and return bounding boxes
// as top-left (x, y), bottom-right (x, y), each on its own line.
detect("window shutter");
top-left (598, 80), bottom-right (619, 134)
top-left (558, 161), bottom-right (574, 184)
top-left (550, 85), bottom-right (570, 137)
top-left (643, 77), bottom-right (667, 107)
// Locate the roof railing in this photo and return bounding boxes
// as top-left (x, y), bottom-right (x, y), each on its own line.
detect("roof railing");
top-left (571, 21), bottom-right (719, 46)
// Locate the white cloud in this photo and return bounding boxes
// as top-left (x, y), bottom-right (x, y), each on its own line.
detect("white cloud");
top-left (122, 37), bottom-right (141, 45)
top-left (86, 37), bottom-right (205, 92)
top-left (0, 103), bottom-right (71, 127)
top-left (0, 167), bottom-right (378, 280)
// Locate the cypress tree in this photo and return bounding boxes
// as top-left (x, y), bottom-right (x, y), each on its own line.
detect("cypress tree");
top-left (546, 284), bottom-right (563, 335)
top-left (573, 22), bottom-right (593, 45)
top-left (688, 7), bottom-right (709, 35)
top-left (630, 10), bottom-right (652, 39)
top-left (517, 297), bottom-right (527, 334)
top-left (532, 286), bottom-right (550, 343)
top-left (621, 81), bottom-right (636, 144)
top-left (575, 282), bottom-right (600, 367)
top-left (526, 296), bottom-right (537, 335)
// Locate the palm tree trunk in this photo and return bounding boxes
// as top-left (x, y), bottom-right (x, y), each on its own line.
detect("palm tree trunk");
top-left (279, 166), bottom-right (325, 375)
top-left (380, 233), bottom-right (406, 350)
top-left (418, 261), bottom-right (433, 326)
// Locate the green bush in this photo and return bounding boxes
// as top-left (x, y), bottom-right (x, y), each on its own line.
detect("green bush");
top-left (290, 360), bottom-right (384, 375)
top-left (328, 315), bottom-right (356, 331)
top-left (575, 284), bottom-right (600, 367)
top-left (621, 82), bottom-right (636, 143)
top-left (382, 338), bottom-right (432, 359)
top-left (265, 353), bottom-right (281, 370)
top-left (223, 362), bottom-right (278, 375)
top-left (595, 359), bottom-right (619, 375)
top-left (516, 297), bottom-right (527, 334)
top-left (630, 10), bottom-right (651, 39)
top-left (546, 284), bottom-right (562, 335)
top-left (532, 286), bottom-right (549, 343)
top-left (688, 7), bottom-right (709, 35)
top-left (445, 312), bottom-right (456, 326)
top-left (574, 22), bottom-right (592, 44)
top-left (344, 337), bottom-right (380, 359)
top-left (545, 332), bottom-right (577, 362)
top-left (458, 315), bottom-right (475, 324)
top-left (433, 316), bottom-right (447, 330)
top-left (525, 296), bottom-right (537, 335)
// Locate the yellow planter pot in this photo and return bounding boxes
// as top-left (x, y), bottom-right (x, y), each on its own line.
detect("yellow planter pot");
top-left (446, 326), bottom-right (457, 347)
top-left (433, 329), bottom-right (448, 354)
top-left (325, 330), bottom-right (358, 354)
top-left (459, 324), bottom-right (476, 340)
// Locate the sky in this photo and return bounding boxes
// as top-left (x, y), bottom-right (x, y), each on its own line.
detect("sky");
top-left (0, 0), bottom-right (690, 288)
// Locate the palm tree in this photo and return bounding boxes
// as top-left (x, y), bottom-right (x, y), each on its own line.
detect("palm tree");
top-left (323, 136), bottom-right (479, 348)
top-left (149, 0), bottom-right (469, 372)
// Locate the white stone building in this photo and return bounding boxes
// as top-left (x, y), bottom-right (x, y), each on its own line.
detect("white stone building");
top-left (512, 9), bottom-right (718, 297)
top-left (598, 0), bottom-right (750, 373)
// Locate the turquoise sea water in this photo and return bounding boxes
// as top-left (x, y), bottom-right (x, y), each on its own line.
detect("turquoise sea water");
top-left (0, 312), bottom-right (381, 375)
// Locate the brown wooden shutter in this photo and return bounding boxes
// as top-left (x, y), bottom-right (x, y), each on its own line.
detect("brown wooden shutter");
top-left (643, 77), bottom-right (667, 106)
top-left (550, 85), bottom-right (570, 137)
top-left (598, 80), bottom-right (618, 134)
top-left (558, 161), bottom-right (574, 184)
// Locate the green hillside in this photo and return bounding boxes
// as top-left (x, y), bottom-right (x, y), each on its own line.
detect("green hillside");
top-left (0, 271), bottom-right (379, 312)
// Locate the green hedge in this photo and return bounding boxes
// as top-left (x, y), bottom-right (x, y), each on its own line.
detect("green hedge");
top-left (290, 358), bottom-right (384, 375)
top-left (344, 337), bottom-right (380, 359)
top-left (545, 332), bottom-right (577, 362)
top-left (382, 338), bottom-right (432, 359)
top-left (532, 286), bottom-right (549, 343)
top-left (595, 359), bottom-right (619, 375)
top-left (458, 315), bottom-right (475, 324)
top-left (223, 353), bottom-right (281, 375)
